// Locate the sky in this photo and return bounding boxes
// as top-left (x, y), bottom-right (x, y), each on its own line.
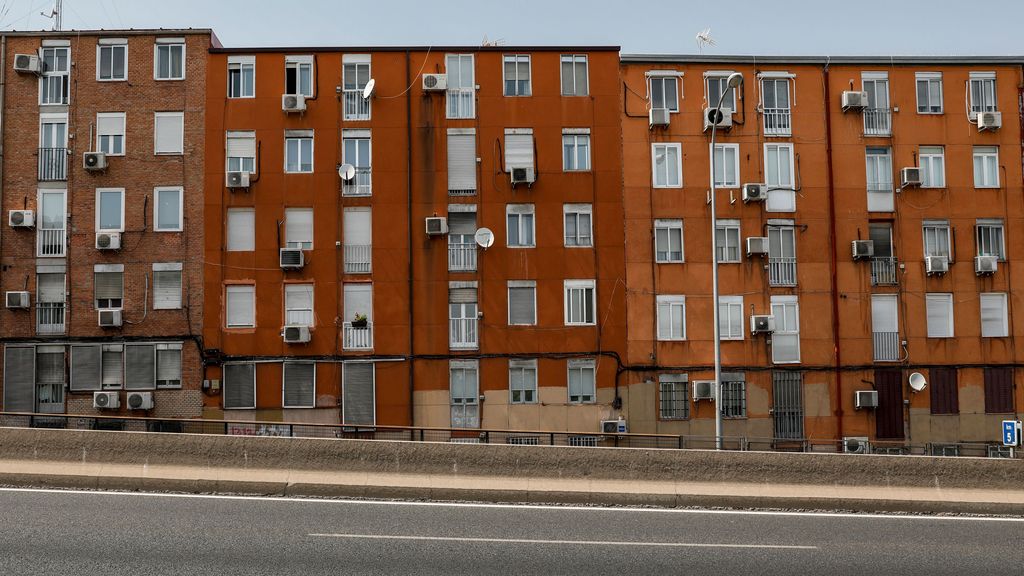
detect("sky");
top-left (1, 0), bottom-right (1023, 56)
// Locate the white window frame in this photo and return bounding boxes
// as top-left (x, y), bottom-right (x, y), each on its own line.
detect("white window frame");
top-left (282, 362), bottom-right (316, 409)
top-left (284, 207), bottom-right (314, 249)
top-left (284, 55), bottom-right (314, 97)
top-left (227, 55), bottom-right (255, 98)
top-left (919, 146), bottom-right (945, 188)
top-left (225, 285), bottom-right (255, 328)
top-left (922, 220), bottom-right (951, 258)
top-left (562, 132), bottom-right (591, 172)
top-left (976, 219), bottom-right (1005, 260)
top-left (771, 295), bottom-right (801, 364)
top-left (648, 75), bottom-right (679, 113)
top-left (973, 146), bottom-right (1000, 189)
top-left (563, 203), bottom-right (593, 248)
top-left (445, 53), bottom-right (475, 119)
top-left (567, 359), bottom-right (596, 403)
top-left (654, 218), bottom-right (684, 263)
top-left (285, 133), bottom-right (314, 173)
top-left (560, 54), bottom-right (589, 97)
top-left (656, 295), bottom-right (686, 341)
top-left (343, 57), bottom-right (372, 121)
top-left (95, 187), bottom-right (125, 233)
top-left (865, 146), bottom-right (894, 212)
top-left (564, 280), bottom-right (596, 326)
top-left (506, 204), bottom-right (535, 248)
top-left (39, 46), bottom-right (70, 105)
top-left (226, 130), bottom-right (257, 174)
top-left (715, 219), bottom-right (741, 264)
top-left (154, 186), bottom-right (183, 232)
top-left (764, 143), bottom-right (795, 212)
top-left (502, 54), bottom-right (531, 97)
top-left (154, 41), bottom-right (185, 81)
top-left (155, 343), bottom-right (183, 389)
top-left (712, 143), bottom-right (740, 188)
top-left (152, 263), bottom-right (183, 310)
top-left (284, 283), bottom-right (314, 328)
top-left (508, 359), bottom-right (538, 404)
top-left (507, 280), bottom-right (537, 326)
top-left (651, 143), bottom-right (682, 188)
top-left (705, 74), bottom-right (737, 112)
top-left (96, 112), bottom-right (126, 156)
top-left (94, 266), bottom-right (124, 310)
top-left (926, 293), bottom-right (954, 339)
top-left (154, 111), bottom-right (184, 155)
top-left (449, 359), bottom-right (479, 428)
top-left (226, 207), bottom-right (255, 252)
top-left (981, 293), bottom-right (1009, 338)
top-left (915, 72), bottom-right (943, 114)
top-left (96, 42), bottom-right (127, 82)
top-left (969, 72), bottom-right (997, 114)
top-left (718, 295), bottom-right (744, 341)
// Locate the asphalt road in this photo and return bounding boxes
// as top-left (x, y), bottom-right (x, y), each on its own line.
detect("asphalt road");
top-left (1, 488), bottom-right (1021, 575)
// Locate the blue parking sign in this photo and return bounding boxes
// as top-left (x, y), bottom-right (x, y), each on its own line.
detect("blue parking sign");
top-left (1003, 420), bottom-right (1020, 447)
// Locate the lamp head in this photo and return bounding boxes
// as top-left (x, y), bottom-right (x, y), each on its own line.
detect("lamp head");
top-left (726, 72), bottom-right (744, 88)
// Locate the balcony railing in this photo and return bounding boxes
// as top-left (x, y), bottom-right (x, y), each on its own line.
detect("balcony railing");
top-left (448, 242), bottom-right (477, 272)
top-left (343, 90), bottom-right (370, 120)
top-left (873, 331), bottom-right (900, 362)
top-left (37, 228), bottom-right (66, 257)
top-left (342, 167), bottom-right (372, 197)
top-left (871, 257), bottom-right (898, 286)
top-left (762, 108), bottom-right (792, 136)
top-left (768, 257), bottom-right (797, 287)
top-left (342, 322), bottom-right (373, 350)
top-left (447, 89), bottom-right (474, 119)
top-left (863, 108), bottom-right (892, 136)
top-left (38, 148), bottom-right (67, 181)
top-left (449, 318), bottom-right (478, 349)
top-left (36, 303), bottom-right (66, 335)
top-left (343, 244), bottom-right (371, 274)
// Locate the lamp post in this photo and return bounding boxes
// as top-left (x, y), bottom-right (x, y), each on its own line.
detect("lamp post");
top-left (710, 72), bottom-right (744, 451)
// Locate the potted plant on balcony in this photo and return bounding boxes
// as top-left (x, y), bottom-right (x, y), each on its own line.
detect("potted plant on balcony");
top-left (351, 313), bottom-right (368, 328)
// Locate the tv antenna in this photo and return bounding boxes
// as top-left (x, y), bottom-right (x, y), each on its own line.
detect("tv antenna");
top-left (41, 0), bottom-right (63, 31)
top-left (695, 27), bottom-right (716, 53)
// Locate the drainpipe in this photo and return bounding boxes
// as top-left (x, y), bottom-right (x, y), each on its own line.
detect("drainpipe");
top-left (405, 50), bottom-right (415, 426)
top-left (823, 61), bottom-right (844, 439)
top-left (0, 36), bottom-right (6, 280)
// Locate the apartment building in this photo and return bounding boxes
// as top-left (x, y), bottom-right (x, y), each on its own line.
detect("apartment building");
top-left (202, 46), bottom-right (627, 431)
top-left (0, 30), bottom-right (215, 418)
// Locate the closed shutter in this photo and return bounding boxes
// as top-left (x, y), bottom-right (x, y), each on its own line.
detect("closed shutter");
top-left (981, 293), bottom-right (1008, 337)
top-left (874, 369), bottom-right (904, 439)
top-left (343, 208), bottom-right (371, 244)
top-left (226, 131), bottom-right (256, 158)
top-left (505, 133), bottom-right (534, 169)
top-left (37, 273), bottom-right (65, 302)
top-left (125, 344), bottom-right (155, 390)
top-left (449, 286), bottom-right (477, 304)
top-left (984, 367), bottom-right (1014, 414)
top-left (508, 285), bottom-right (535, 325)
top-left (154, 112), bottom-right (183, 154)
top-left (3, 347), bottom-right (34, 411)
top-left (224, 363), bottom-right (256, 409)
top-left (70, 345), bottom-right (101, 391)
top-left (153, 271), bottom-right (182, 309)
top-left (447, 212), bottom-right (476, 235)
top-left (226, 208), bottom-right (255, 251)
top-left (343, 362), bottom-right (375, 425)
top-left (102, 346), bottom-right (123, 388)
top-left (447, 133), bottom-right (476, 192)
top-left (926, 294), bottom-right (952, 338)
top-left (226, 286), bottom-right (254, 327)
top-left (156, 346), bottom-right (181, 387)
top-left (94, 272), bottom-right (124, 300)
top-left (929, 367), bottom-right (959, 415)
top-left (343, 284), bottom-right (373, 321)
top-left (285, 208), bottom-right (313, 247)
top-left (283, 362), bottom-right (315, 408)
top-left (97, 114), bottom-right (123, 138)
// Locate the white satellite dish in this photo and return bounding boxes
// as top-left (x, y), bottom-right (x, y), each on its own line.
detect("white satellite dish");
top-left (362, 78), bottom-right (376, 100)
top-left (908, 372), bottom-right (927, 392)
top-left (474, 227), bottom-right (495, 249)
top-left (338, 163), bottom-right (356, 181)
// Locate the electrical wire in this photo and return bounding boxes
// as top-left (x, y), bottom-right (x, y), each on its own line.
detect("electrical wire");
top-left (376, 46), bottom-right (431, 99)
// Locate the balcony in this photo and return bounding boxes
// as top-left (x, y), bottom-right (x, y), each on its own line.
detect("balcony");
top-left (342, 322), bottom-right (373, 350)
top-left (768, 257), bottom-right (797, 287)
top-left (863, 108), bottom-right (892, 136)
top-left (449, 318), bottom-right (478, 350)
top-left (762, 108), bottom-right (792, 136)
top-left (37, 228), bottom-right (66, 257)
top-left (342, 167), bottom-right (372, 197)
top-left (448, 242), bottom-right (477, 272)
top-left (343, 90), bottom-right (370, 121)
top-left (343, 244), bottom-right (371, 274)
top-left (38, 148), bottom-right (67, 181)
top-left (36, 302), bottom-right (66, 335)
top-left (873, 331), bottom-right (900, 362)
top-left (871, 257), bottom-right (898, 286)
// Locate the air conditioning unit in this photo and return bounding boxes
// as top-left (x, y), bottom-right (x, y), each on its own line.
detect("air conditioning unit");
top-left (425, 216), bottom-right (448, 236)
top-left (126, 391), bottom-right (154, 410)
top-left (83, 151), bottom-right (107, 171)
top-left (841, 91), bottom-right (868, 111)
top-left (745, 236), bottom-right (769, 257)
top-left (282, 324), bottom-right (311, 344)
top-left (741, 183), bottom-right (766, 203)
top-left (975, 255), bottom-right (998, 275)
top-left (5, 291), bottom-right (29, 309)
top-left (95, 232), bottom-right (121, 250)
top-left (843, 436), bottom-right (870, 454)
top-left (282, 93), bottom-right (307, 112)
top-left (601, 419), bottom-right (627, 434)
top-left (925, 255), bottom-right (949, 275)
top-left (649, 107), bottom-right (670, 127)
top-left (98, 309), bottom-right (123, 328)
top-left (750, 314), bottom-right (776, 335)
top-left (8, 210), bottom-right (34, 227)
top-left (692, 380), bottom-right (716, 402)
top-left (855, 390), bottom-right (879, 410)
top-left (900, 167), bottom-right (921, 188)
top-left (510, 167), bottom-right (536, 186)
top-left (13, 53), bottom-right (42, 74)
top-left (703, 107), bottom-right (733, 131)
top-left (93, 391), bottom-right (120, 410)
top-left (279, 248), bottom-right (305, 269)
top-left (851, 239), bottom-right (875, 260)
top-left (977, 111), bottom-right (1002, 131)
top-left (225, 171), bottom-right (250, 189)
top-left (422, 73), bottom-right (448, 91)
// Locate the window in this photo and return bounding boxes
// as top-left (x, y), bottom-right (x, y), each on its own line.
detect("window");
top-left (284, 284), bottom-right (314, 327)
top-left (865, 147), bottom-right (894, 212)
top-left (225, 285), bottom-right (255, 328)
top-left (508, 281), bottom-right (536, 326)
top-left (446, 53), bottom-right (475, 119)
top-left (862, 74), bottom-right (891, 135)
top-left (656, 295), bottom-right (686, 341)
top-left (37, 189), bottom-right (66, 258)
top-left (96, 113), bottom-right (126, 156)
top-left (981, 293), bottom-right (1009, 338)
top-left (343, 57), bottom-right (371, 120)
top-left (926, 293), bottom-right (954, 338)
top-left (969, 73), bottom-right (997, 114)
top-left (504, 129), bottom-right (535, 174)
top-left (922, 220), bottom-right (951, 258)
top-left (761, 77), bottom-right (791, 135)
top-left (929, 367), bottom-right (959, 415)
top-left (719, 296), bottom-right (744, 341)
top-left (342, 362), bottom-right (375, 425)
top-left (976, 219), bottom-right (1005, 260)
top-left (562, 132), bottom-right (591, 171)
top-left (509, 359), bottom-right (537, 404)
top-left (154, 112), bottom-right (184, 155)
top-left (36, 273), bottom-right (65, 334)
top-left (223, 363), bottom-right (256, 409)
top-left (154, 41), bottom-right (185, 80)
top-left (226, 208), bottom-right (255, 251)
top-left (97, 42), bottom-right (127, 81)
top-left (153, 263), bottom-right (182, 310)
top-left (40, 47), bottom-right (69, 105)
top-left (712, 143), bottom-right (739, 188)
top-left (156, 343), bottom-right (182, 388)
top-left (96, 188), bottom-right (124, 232)
top-left (651, 143), bottom-right (682, 188)
top-left (915, 72), bottom-right (942, 113)
top-left (720, 380), bottom-right (746, 418)
top-left (715, 220), bottom-right (741, 263)
top-left (154, 187), bottom-right (183, 232)
top-left (984, 367), bottom-right (1013, 414)
top-left (771, 296), bottom-right (800, 363)
top-left (564, 280), bottom-right (596, 326)
top-left (343, 283), bottom-right (373, 349)
top-left (765, 143), bottom-right (794, 212)
top-left (567, 359), bottom-right (595, 403)
top-left (94, 269), bottom-right (124, 309)
top-left (283, 362), bottom-right (315, 408)
top-left (706, 75), bottom-right (736, 111)
top-left (506, 204), bottom-right (535, 248)
top-left (285, 55), bottom-right (313, 97)
top-left (450, 360), bottom-right (479, 428)
top-left (449, 284), bottom-right (478, 350)
top-left (872, 294), bottom-right (900, 361)
top-left (659, 374), bottom-right (689, 419)
top-left (503, 54), bottom-right (531, 96)
top-left (226, 131), bottom-right (256, 173)
top-left (448, 211), bottom-right (478, 272)
top-left (343, 207), bottom-right (372, 274)
top-left (973, 146), bottom-right (999, 188)
top-left (125, 344), bottom-right (155, 390)
top-left (560, 54), bottom-right (588, 96)
top-left (447, 130), bottom-right (476, 195)
top-left (285, 208), bottom-right (313, 249)
top-left (285, 132), bottom-right (314, 173)
top-left (767, 225), bottom-right (797, 287)
top-left (649, 75), bottom-right (679, 112)
top-left (341, 131), bottom-right (372, 196)
top-left (563, 204), bottom-right (593, 247)
top-left (227, 55), bottom-right (255, 98)
top-left (654, 219), bottom-right (683, 263)
top-left (102, 345), bottom-right (123, 389)
top-left (69, 345), bottom-right (103, 391)
top-left (919, 146), bottom-right (945, 188)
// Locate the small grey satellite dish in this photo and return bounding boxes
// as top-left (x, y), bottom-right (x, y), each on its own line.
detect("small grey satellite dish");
top-left (338, 163), bottom-right (356, 181)
top-left (474, 227), bottom-right (495, 249)
top-left (908, 372), bottom-right (927, 392)
top-left (362, 78), bottom-right (376, 100)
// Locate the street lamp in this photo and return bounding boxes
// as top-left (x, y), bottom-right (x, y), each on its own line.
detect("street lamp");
top-left (710, 72), bottom-right (743, 450)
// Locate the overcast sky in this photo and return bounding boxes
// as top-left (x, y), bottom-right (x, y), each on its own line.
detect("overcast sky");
top-left (3, 0), bottom-right (1023, 55)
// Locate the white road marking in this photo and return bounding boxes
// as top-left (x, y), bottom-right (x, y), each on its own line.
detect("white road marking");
top-left (1, 486), bottom-right (1022, 523)
top-left (308, 533), bottom-right (819, 550)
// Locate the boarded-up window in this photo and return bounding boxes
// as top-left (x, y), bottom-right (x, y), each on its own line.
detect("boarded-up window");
top-left (343, 362), bottom-right (374, 426)
top-left (70, 345), bottom-right (102, 391)
top-left (929, 367), bottom-right (959, 415)
top-left (283, 362), bottom-right (315, 408)
top-left (224, 363), bottom-right (256, 409)
top-left (984, 367), bottom-right (1014, 414)
top-left (3, 347), bottom-right (35, 411)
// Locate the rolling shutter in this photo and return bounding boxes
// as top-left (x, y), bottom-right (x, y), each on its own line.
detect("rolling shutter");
top-left (508, 283), bottom-right (535, 325)
top-left (226, 209), bottom-right (255, 251)
top-left (125, 344), bottom-right (155, 390)
top-left (154, 270), bottom-right (182, 310)
top-left (223, 363), bottom-right (256, 409)
top-left (97, 114), bottom-right (123, 138)
top-left (343, 362), bottom-right (375, 426)
top-left (447, 132), bottom-right (476, 193)
top-left (37, 273), bottom-right (65, 303)
top-left (154, 112), bottom-right (183, 154)
top-left (343, 208), bottom-right (371, 245)
top-left (226, 131), bottom-right (256, 158)
top-left (447, 212), bottom-right (476, 236)
top-left (3, 347), bottom-right (34, 411)
top-left (283, 362), bottom-right (315, 408)
top-left (449, 286), bottom-right (477, 304)
top-left (94, 272), bottom-right (124, 301)
top-left (156, 345), bottom-right (181, 387)
top-left (70, 345), bottom-right (102, 391)
top-left (102, 346), bottom-right (123, 388)
top-left (984, 367), bottom-right (1014, 414)
top-left (505, 133), bottom-right (534, 170)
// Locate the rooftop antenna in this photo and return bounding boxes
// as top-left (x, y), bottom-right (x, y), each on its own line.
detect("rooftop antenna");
top-left (481, 35), bottom-right (505, 47)
top-left (41, 0), bottom-right (62, 31)
top-left (695, 27), bottom-right (716, 53)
